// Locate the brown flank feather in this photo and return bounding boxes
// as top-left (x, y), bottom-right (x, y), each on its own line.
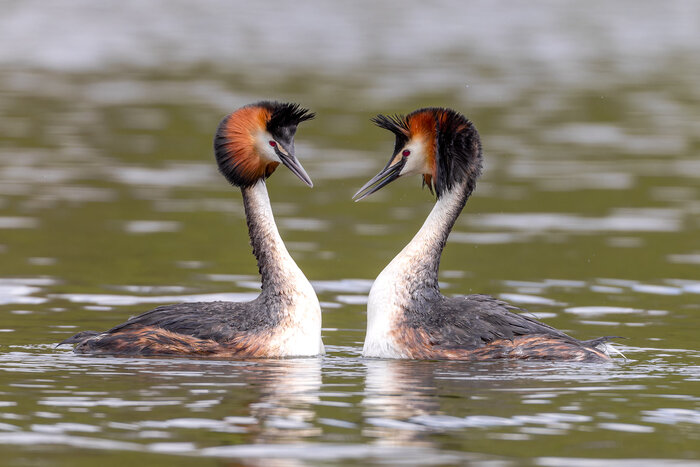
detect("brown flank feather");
top-left (72, 326), bottom-right (276, 358)
top-left (392, 326), bottom-right (609, 362)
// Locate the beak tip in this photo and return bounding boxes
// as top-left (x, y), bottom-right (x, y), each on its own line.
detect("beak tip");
top-left (352, 191), bottom-right (368, 202)
top-left (279, 153), bottom-right (314, 188)
top-left (351, 160), bottom-right (404, 203)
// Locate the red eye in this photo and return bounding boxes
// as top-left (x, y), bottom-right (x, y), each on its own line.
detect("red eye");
top-left (269, 141), bottom-right (277, 147)
top-left (402, 149), bottom-right (411, 157)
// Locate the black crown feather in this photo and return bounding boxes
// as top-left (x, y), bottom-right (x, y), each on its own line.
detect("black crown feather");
top-left (372, 113), bottom-right (410, 158)
top-left (263, 101), bottom-right (315, 135)
top-left (371, 114), bottom-right (410, 138)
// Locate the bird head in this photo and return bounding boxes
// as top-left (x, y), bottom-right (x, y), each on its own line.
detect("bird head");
top-left (353, 107), bottom-right (482, 201)
top-left (214, 101), bottom-right (315, 188)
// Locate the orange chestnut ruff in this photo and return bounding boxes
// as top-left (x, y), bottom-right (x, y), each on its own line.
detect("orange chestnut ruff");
top-left (214, 101), bottom-right (314, 188)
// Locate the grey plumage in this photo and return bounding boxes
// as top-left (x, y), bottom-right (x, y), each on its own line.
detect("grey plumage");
top-left (408, 294), bottom-right (579, 350)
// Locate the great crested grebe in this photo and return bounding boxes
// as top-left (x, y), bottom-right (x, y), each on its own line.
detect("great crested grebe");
top-left (61, 101), bottom-right (324, 357)
top-left (354, 107), bottom-right (613, 362)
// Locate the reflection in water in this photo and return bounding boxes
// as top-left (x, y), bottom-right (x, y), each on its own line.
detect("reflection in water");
top-left (115, 357), bottom-right (325, 445)
top-left (0, 353), bottom-right (323, 457)
top-left (360, 357), bottom-right (696, 441)
top-left (0, 347), bottom-right (697, 463)
top-left (362, 359), bottom-right (439, 446)
top-left (245, 358), bottom-right (323, 443)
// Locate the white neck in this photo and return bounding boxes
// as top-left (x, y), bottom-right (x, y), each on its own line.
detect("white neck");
top-left (362, 185), bottom-right (467, 358)
top-left (241, 180), bottom-right (324, 356)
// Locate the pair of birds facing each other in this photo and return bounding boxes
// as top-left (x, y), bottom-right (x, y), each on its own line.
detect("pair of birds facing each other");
top-left (61, 101), bottom-right (614, 362)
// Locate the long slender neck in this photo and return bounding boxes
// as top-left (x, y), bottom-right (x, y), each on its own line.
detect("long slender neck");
top-left (241, 180), bottom-right (304, 293)
top-left (363, 182), bottom-right (470, 357)
top-left (393, 182), bottom-right (469, 293)
top-left (239, 179), bottom-right (323, 357)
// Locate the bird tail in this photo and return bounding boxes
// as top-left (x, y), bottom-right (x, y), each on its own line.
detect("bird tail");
top-left (582, 336), bottom-right (627, 360)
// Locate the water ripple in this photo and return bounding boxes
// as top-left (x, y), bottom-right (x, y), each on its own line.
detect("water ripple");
top-left (51, 292), bottom-right (259, 306)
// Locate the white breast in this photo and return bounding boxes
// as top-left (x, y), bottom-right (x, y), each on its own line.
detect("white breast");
top-left (270, 265), bottom-right (325, 357)
top-left (362, 259), bottom-right (410, 359)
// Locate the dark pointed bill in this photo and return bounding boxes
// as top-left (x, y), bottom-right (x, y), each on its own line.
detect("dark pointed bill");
top-left (275, 148), bottom-right (313, 187)
top-left (352, 158), bottom-right (406, 202)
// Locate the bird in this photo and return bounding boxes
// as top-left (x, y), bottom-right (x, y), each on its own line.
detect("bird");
top-left (353, 107), bottom-right (614, 362)
top-left (60, 101), bottom-right (324, 358)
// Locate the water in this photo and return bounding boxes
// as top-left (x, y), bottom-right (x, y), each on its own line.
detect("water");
top-left (1, 1), bottom-right (699, 465)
